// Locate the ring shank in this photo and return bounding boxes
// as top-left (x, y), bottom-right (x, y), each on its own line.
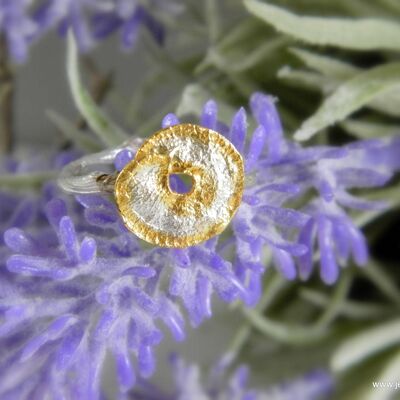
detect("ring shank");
top-left (58, 138), bottom-right (143, 194)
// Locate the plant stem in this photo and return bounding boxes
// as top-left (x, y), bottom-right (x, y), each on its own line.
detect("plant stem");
top-left (228, 271), bottom-right (289, 355)
top-left (0, 35), bottom-right (14, 154)
top-left (78, 56), bottom-right (113, 130)
top-left (0, 171), bottom-right (57, 189)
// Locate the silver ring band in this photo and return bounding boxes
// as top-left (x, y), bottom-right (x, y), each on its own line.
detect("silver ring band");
top-left (58, 138), bottom-right (143, 194)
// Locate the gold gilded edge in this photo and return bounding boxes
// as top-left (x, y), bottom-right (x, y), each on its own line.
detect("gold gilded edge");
top-left (114, 123), bottom-right (245, 248)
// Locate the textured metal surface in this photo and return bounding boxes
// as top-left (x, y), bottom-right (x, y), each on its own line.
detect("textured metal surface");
top-left (114, 123), bottom-right (244, 248)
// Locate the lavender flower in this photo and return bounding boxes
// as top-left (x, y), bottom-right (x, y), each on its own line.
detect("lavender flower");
top-left (0, 0), bottom-right (37, 62)
top-left (0, 151), bottom-right (74, 250)
top-left (0, 158), bottom-right (247, 397)
top-left (0, 0), bottom-right (180, 62)
top-left (2, 197), bottom-right (212, 397)
top-left (217, 93), bottom-right (400, 287)
top-left (130, 354), bottom-right (333, 400)
top-left (34, 0), bottom-right (167, 52)
top-left (1, 94), bottom-right (399, 397)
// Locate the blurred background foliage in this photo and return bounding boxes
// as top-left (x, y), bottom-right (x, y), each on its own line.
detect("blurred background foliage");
top-left (1, 0), bottom-right (400, 399)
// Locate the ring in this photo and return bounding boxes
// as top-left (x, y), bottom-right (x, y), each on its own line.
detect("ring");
top-left (58, 123), bottom-right (244, 248)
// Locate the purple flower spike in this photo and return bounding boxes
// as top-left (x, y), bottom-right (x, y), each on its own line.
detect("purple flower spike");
top-left (0, 0), bottom-right (37, 63)
top-left (129, 355), bottom-right (334, 400)
top-left (226, 94), bottom-right (400, 284)
top-left (1, 0), bottom-right (182, 61)
top-left (120, 6), bottom-right (144, 50)
top-left (1, 156), bottom-right (250, 397)
top-left (2, 93), bottom-right (400, 397)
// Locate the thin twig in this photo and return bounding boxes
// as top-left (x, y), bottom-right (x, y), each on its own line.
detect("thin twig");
top-left (0, 35), bottom-right (14, 154)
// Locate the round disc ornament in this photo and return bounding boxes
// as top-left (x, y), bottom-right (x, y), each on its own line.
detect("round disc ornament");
top-left (114, 123), bottom-right (244, 248)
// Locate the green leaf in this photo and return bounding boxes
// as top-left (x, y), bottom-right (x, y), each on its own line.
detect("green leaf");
top-left (361, 350), bottom-right (400, 400)
top-left (294, 62), bottom-right (400, 141)
top-left (207, 36), bottom-right (289, 73)
top-left (0, 172), bottom-right (57, 189)
top-left (215, 19), bottom-right (262, 51)
top-left (289, 49), bottom-right (400, 118)
top-left (300, 289), bottom-right (392, 320)
top-left (244, 0), bottom-right (400, 51)
top-left (353, 184), bottom-right (400, 228)
top-left (242, 308), bottom-right (329, 345)
top-left (289, 48), bottom-right (357, 80)
top-left (278, 66), bottom-right (334, 93)
top-left (340, 119), bottom-right (400, 139)
top-left (66, 32), bottom-right (128, 147)
top-left (331, 319), bottom-right (400, 372)
top-left (380, 0), bottom-right (400, 14)
top-left (46, 110), bottom-right (103, 152)
top-left (360, 260), bottom-right (400, 306)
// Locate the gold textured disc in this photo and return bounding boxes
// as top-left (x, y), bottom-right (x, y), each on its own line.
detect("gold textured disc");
top-left (114, 123), bottom-right (244, 248)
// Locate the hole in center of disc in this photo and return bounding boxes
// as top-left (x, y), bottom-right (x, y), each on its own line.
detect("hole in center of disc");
top-left (168, 173), bottom-right (194, 194)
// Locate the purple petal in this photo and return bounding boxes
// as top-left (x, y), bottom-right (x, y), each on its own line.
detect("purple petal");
top-left (114, 149), bottom-right (134, 171)
top-left (200, 100), bottom-right (218, 130)
top-left (337, 168), bottom-right (390, 188)
top-left (256, 205), bottom-right (309, 228)
top-left (91, 12), bottom-right (122, 39)
top-left (273, 249), bottom-right (296, 280)
top-left (55, 323), bottom-right (85, 370)
top-left (84, 208), bottom-right (118, 225)
top-left (45, 198), bottom-right (67, 229)
top-left (7, 255), bottom-right (72, 280)
top-left (347, 224), bottom-right (368, 266)
top-left (158, 300), bottom-right (186, 342)
top-left (172, 249), bottom-right (191, 268)
top-left (21, 316), bottom-right (75, 361)
top-left (317, 217), bottom-right (339, 285)
top-left (229, 108), bottom-right (247, 153)
top-left (162, 113), bottom-right (180, 128)
top-left (138, 345), bottom-right (155, 378)
top-left (195, 274), bottom-right (212, 319)
top-left (76, 195), bottom-right (114, 209)
top-left (59, 216), bottom-right (79, 262)
top-left (255, 183), bottom-right (301, 195)
top-left (115, 352), bottom-right (135, 390)
top-left (122, 267), bottom-right (155, 278)
top-left (120, 7), bottom-right (143, 49)
top-left (332, 222), bottom-right (351, 261)
top-left (80, 237), bottom-right (97, 263)
top-left (297, 220), bottom-right (315, 280)
top-left (4, 228), bottom-right (38, 254)
top-left (246, 126), bottom-right (266, 171)
top-left (317, 180), bottom-right (335, 202)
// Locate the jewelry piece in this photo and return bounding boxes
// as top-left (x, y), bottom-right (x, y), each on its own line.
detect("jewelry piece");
top-left (59, 124), bottom-right (244, 248)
